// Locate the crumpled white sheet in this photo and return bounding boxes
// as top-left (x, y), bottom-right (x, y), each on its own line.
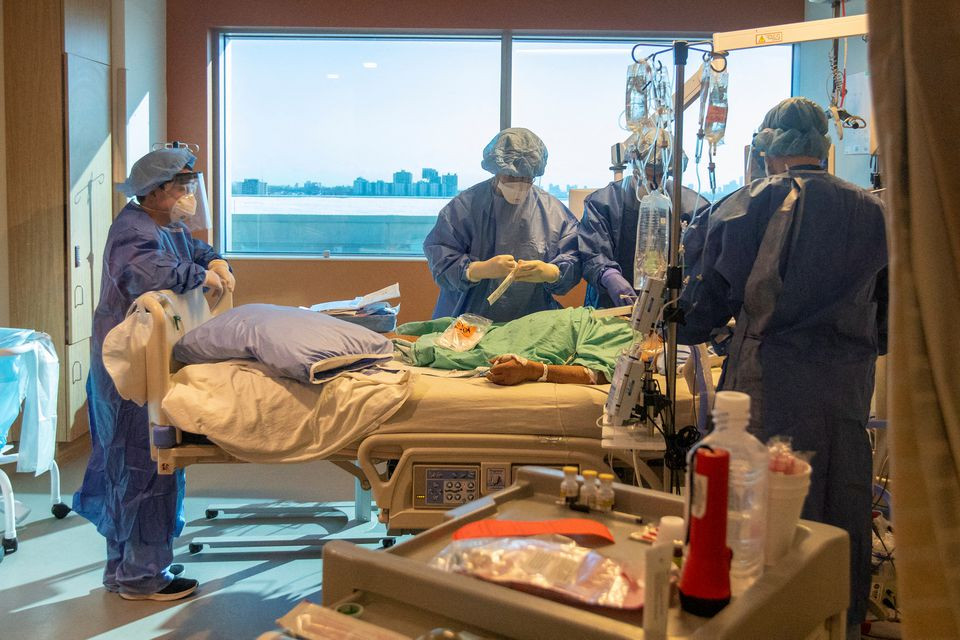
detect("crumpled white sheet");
top-left (102, 305), bottom-right (153, 406)
top-left (161, 361), bottom-right (413, 463)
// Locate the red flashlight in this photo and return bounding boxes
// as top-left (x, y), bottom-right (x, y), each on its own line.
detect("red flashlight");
top-left (679, 447), bottom-right (732, 617)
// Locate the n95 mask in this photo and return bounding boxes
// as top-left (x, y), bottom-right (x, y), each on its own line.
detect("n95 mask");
top-left (499, 181), bottom-right (532, 205)
top-left (171, 193), bottom-right (197, 222)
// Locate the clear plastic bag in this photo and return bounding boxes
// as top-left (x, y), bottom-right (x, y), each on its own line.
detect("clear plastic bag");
top-left (434, 314), bottom-right (492, 352)
top-left (429, 536), bottom-right (644, 609)
top-left (766, 436), bottom-right (814, 474)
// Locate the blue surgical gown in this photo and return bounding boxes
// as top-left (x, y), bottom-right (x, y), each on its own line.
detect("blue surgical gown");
top-left (578, 179), bottom-right (709, 308)
top-left (73, 203), bottom-right (221, 548)
top-left (677, 168), bottom-right (888, 625)
top-left (423, 179), bottom-right (581, 322)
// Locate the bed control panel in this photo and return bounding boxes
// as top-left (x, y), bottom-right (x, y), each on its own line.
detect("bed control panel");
top-left (413, 465), bottom-right (481, 508)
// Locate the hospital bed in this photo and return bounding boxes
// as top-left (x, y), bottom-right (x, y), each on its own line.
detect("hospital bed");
top-left (132, 289), bottom-right (705, 549)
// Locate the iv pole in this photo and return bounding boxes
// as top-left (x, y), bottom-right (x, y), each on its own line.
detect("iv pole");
top-left (664, 41), bottom-right (688, 492)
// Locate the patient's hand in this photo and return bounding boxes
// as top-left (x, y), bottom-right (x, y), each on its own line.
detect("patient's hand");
top-left (486, 355), bottom-right (541, 386)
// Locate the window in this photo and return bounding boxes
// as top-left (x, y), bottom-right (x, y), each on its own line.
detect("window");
top-left (218, 34), bottom-right (793, 257)
top-left (221, 36), bottom-right (500, 256)
top-left (512, 39), bottom-right (794, 202)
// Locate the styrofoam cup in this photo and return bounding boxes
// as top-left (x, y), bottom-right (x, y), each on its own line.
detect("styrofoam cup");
top-left (764, 461), bottom-right (812, 566)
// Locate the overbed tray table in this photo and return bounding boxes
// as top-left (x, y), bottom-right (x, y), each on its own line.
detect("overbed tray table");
top-left (318, 466), bottom-right (849, 640)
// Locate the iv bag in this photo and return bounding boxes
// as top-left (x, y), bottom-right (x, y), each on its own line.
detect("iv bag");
top-left (651, 69), bottom-right (674, 126)
top-left (634, 192), bottom-right (671, 289)
top-left (625, 60), bottom-right (654, 132)
top-left (699, 65), bottom-right (729, 150)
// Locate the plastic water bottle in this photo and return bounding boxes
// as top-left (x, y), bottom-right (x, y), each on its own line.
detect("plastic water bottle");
top-left (634, 192), bottom-right (671, 289)
top-left (699, 391), bottom-right (768, 594)
top-left (625, 60), bottom-right (654, 132)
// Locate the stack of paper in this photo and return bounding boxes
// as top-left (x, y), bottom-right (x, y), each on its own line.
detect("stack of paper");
top-left (307, 283), bottom-right (401, 333)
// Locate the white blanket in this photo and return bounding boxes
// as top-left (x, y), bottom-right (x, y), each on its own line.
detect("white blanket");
top-left (161, 360), bottom-right (413, 463)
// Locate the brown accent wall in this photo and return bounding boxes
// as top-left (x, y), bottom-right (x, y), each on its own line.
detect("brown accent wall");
top-left (168, 0), bottom-right (802, 321)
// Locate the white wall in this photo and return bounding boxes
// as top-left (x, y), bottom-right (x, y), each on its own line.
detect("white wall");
top-left (124, 0), bottom-right (166, 171)
top-left (0, 0), bottom-right (9, 326)
top-left (794, 0), bottom-right (873, 188)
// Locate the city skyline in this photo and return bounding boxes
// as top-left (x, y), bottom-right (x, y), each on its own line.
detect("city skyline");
top-left (232, 165), bottom-right (460, 197)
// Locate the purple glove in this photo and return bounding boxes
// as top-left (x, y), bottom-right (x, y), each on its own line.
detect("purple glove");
top-left (600, 269), bottom-right (636, 305)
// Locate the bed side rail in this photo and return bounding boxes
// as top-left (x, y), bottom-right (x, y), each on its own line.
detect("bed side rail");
top-left (136, 288), bottom-right (233, 463)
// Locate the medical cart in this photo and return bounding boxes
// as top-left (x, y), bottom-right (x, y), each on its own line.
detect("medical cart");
top-left (283, 466), bottom-right (849, 639)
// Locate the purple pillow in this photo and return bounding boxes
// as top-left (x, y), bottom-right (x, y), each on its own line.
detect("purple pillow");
top-left (173, 304), bottom-right (394, 383)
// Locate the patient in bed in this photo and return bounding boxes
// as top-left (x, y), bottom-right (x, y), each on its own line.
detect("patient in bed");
top-left (393, 307), bottom-right (637, 386)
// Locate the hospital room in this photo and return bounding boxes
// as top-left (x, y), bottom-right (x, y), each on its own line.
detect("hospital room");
top-left (1, 0), bottom-right (958, 638)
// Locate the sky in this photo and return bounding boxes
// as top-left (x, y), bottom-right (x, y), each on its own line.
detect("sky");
top-left (226, 37), bottom-right (793, 195)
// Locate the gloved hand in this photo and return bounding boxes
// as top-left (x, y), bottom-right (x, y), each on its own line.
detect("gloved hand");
top-left (600, 269), bottom-right (636, 305)
top-left (203, 269), bottom-right (224, 294)
top-left (208, 259), bottom-right (236, 292)
top-left (486, 354), bottom-right (542, 386)
top-left (514, 260), bottom-right (560, 283)
top-left (466, 254), bottom-right (517, 282)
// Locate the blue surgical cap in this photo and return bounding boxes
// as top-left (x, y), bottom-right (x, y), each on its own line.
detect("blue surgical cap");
top-left (481, 128), bottom-right (548, 178)
top-left (752, 97), bottom-right (830, 161)
top-left (117, 148), bottom-right (197, 197)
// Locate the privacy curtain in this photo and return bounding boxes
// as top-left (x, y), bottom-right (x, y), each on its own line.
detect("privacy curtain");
top-left (867, 2), bottom-right (960, 637)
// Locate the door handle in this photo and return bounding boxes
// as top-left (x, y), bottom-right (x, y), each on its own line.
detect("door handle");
top-left (74, 285), bottom-right (84, 308)
top-left (72, 361), bottom-right (83, 384)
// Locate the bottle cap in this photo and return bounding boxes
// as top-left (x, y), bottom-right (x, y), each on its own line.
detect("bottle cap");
top-left (655, 515), bottom-right (686, 547)
top-left (712, 390), bottom-right (751, 425)
top-left (562, 466), bottom-right (578, 474)
top-left (599, 473), bottom-right (615, 482)
top-left (582, 469), bottom-right (598, 478)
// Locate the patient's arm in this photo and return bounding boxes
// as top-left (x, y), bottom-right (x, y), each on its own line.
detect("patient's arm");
top-left (486, 356), bottom-right (605, 386)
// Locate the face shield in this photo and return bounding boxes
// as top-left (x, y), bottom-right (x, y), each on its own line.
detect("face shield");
top-left (163, 171), bottom-right (210, 232)
top-left (496, 175), bottom-right (534, 205)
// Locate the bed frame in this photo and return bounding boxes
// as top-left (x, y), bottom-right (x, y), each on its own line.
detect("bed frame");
top-left (136, 289), bottom-right (664, 551)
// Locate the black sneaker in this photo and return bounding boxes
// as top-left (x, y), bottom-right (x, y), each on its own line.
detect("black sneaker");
top-left (119, 578), bottom-right (199, 601)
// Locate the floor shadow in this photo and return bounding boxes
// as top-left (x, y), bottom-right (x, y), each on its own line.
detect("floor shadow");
top-left (0, 558), bottom-right (111, 616)
top-left (7, 510), bottom-right (87, 543)
top-left (0, 587), bottom-right (177, 640)
top-left (152, 589), bottom-right (307, 640)
top-left (0, 555), bottom-right (316, 639)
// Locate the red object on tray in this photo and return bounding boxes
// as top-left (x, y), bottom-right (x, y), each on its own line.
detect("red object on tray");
top-left (679, 447), bottom-right (732, 617)
top-left (452, 518), bottom-right (615, 544)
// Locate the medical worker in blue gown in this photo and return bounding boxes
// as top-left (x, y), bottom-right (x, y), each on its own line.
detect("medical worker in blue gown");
top-left (676, 97), bottom-right (887, 639)
top-left (72, 148), bottom-right (235, 601)
top-left (578, 130), bottom-right (710, 308)
top-left (423, 128), bottom-right (581, 322)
